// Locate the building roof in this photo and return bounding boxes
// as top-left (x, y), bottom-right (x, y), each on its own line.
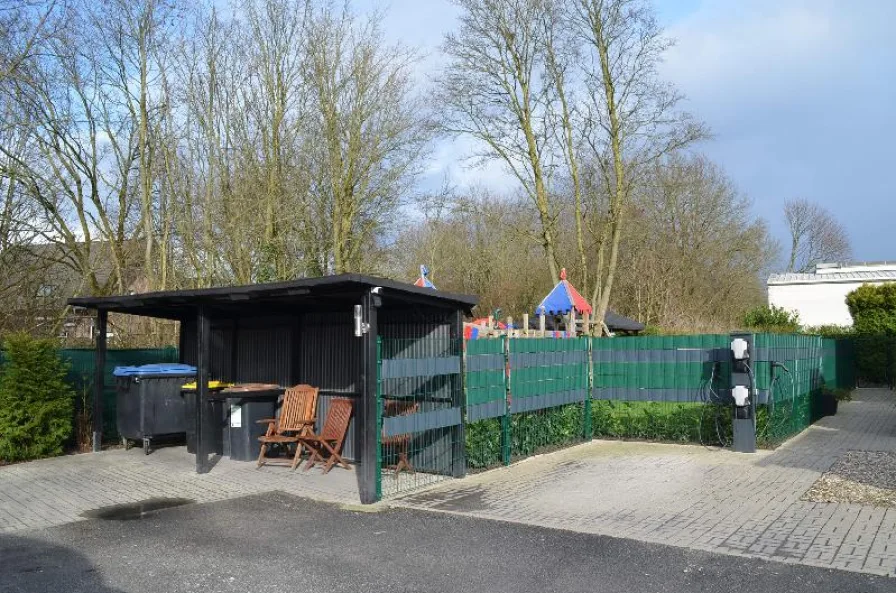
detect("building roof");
top-left (604, 310), bottom-right (646, 332)
top-left (68, 274), bottom-right (478, 320)
top-left (768, 269), bottom-right (896, 285)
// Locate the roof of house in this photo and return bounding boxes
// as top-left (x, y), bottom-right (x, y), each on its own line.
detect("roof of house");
top-left (68, 273), bottom-right (479, 319)
top-left (768, 270), bottom-right (896, 285)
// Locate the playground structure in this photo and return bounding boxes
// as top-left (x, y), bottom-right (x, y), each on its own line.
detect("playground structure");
top-left (456, 268), bottom-right (618, 339)
top-left (415, 265), bottom-right (642, 339)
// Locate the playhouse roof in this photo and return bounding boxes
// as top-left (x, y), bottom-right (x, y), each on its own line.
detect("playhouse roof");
top-left (535, 268), bottom-right (593, 316)
top-left (413, 264), bottom-right (436, 289)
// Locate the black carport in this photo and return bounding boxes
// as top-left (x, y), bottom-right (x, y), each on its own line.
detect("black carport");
top-left (69, 274), bottom-right (478, 503)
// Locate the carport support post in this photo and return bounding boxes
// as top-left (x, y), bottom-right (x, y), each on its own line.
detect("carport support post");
top-left (196, 306), bottom-right (211, 474)
top-left (451, 309), bottom-right (466, 478)
top-left (359, 291), bottom-right (379, 504)
top-left (92, 309), bottom-right (107, 453)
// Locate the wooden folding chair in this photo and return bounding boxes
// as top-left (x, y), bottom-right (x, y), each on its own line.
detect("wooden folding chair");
top-left (297, 398), bottom-right (353, 473)
top-left (382, 399), bottom-right (419, 476)
top-left (256, 385), bottom-right (319, 470)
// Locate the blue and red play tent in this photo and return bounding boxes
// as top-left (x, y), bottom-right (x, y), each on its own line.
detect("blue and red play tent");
top-left (535, 268), bottom-right (592, 317)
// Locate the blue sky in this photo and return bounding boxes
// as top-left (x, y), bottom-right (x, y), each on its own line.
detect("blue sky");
top-left (358, 0), bottom-right (896, 264)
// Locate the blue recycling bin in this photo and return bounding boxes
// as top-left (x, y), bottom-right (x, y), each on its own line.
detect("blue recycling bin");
top-left (113, 364), bottom-right (196, 454)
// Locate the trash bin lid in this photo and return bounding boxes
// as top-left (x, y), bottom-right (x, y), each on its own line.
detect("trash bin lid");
top-left (113, 363), bottom-right (197, 377)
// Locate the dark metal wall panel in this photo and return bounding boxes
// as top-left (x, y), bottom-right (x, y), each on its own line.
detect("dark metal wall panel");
top-left (211, 322), bottom-right (234, 381)
top-left (234, 318), bottom-right (294, 386)
top-left (379, 306), bottom-right (454, 343)
top-left (181, 319), bottom-right (197, 366)
top-left (298, 311), bottom-right (360, 393)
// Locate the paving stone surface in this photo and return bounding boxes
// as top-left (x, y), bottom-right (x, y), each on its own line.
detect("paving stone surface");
top-left (0, 446), bottom-right (359, 533)
top-left (4, 389), bottom-right (896, 577)
top-left (396, 388), bottom-right (896, 577)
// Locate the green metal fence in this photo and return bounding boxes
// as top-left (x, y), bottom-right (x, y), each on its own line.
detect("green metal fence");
top-left (464, 338), bottom-right (507, 468)
top-left (377, 337), bottom-right (465, 499)
top-left (752, 334), bottom-right (856, 447)
top-left (592, 334), bottom-right (732, 446)
top-left (59, 348), bottom-right (180, 439)
top-left (458, 332), bottom-right (857, 481)
top-left (509, 338), bottom-right (590, 461)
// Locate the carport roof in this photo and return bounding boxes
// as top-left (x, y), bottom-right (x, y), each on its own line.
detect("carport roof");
top-left (68, 274), bottom-right (479, 320)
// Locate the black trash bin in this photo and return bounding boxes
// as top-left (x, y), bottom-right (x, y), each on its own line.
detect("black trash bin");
top-left (221, 391), bottom-right (281, 462)
top-left (113, 364), bottom-right (196, 454)
top-left (183, 388), bottom-right (226, 456)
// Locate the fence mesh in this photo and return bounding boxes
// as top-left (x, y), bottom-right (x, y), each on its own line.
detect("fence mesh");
top-left (377, 337), bottom-right (464, 499)
top-left (592, 335), bottom-right (732, 446)
top-left (508, 338), bottom-right (590, 460)
top-left (464, 338), bottom-right (506, 469)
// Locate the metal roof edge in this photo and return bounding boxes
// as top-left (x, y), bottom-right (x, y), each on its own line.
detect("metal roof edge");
top-left (67, 273), bottom-right (479, 310)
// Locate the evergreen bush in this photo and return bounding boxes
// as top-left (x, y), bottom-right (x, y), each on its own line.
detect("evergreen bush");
top-left (0, 333), bottom-right (75, 462)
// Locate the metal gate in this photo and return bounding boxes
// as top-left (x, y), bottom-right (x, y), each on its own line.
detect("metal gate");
top-left (376, 336), bottom-right (464, 499)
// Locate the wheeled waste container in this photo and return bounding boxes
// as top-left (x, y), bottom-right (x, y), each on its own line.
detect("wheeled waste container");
top-left (113, 364), bottom-right (196, 454)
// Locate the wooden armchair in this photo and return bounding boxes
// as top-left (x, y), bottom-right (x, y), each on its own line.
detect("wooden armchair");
top-left (382, 399), bottom-right (419, 475)
top-left (296, 398), bottom-right (353, 473)
top-left (256, 384), bottom-right (319, 470)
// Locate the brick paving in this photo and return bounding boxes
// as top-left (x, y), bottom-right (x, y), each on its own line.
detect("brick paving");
top-left (396, 388), bottom-right (896, 577)
top-left (3, 389), bottom-right (896, 576)
top-left (0, 446), bottom-right (359, 533)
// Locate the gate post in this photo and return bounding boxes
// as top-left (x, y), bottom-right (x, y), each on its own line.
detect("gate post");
top-left (92, 309), bottom-right (107, 453)
top-left (501, 334), bottom-right (512, 466)
top-left (583, 337), bottom-right (593, 441)
top-left (451, 310), bottom-right (467, 478)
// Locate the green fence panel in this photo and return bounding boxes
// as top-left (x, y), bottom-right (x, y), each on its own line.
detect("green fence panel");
top-left (754, 333), bottom-right (823, 447)
top-left (60, 347), bottom-right (180, 440)
top-left (379, 337), bottom-right (464, 498)
top-left (464, 338), bottom-right (507, 469)
top-left (590, 334), bottom-right (731, 446)
top-left (0, 347), bottom-right (180, 445)
top-left (506, 338), bottom-right (590, 460)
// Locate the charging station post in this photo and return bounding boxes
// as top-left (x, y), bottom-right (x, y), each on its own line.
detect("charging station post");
top-left (730, 332), bottom-right (756, 453)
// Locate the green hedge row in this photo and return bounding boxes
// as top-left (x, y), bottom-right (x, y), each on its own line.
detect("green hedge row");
top-left (466, 400), bottom-right (737, 468)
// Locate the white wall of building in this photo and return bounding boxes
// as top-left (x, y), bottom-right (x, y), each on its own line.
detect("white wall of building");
top-left (767, 262), bottom-right (896, 327)
top-left (768, 282), bottom-right (862, 327)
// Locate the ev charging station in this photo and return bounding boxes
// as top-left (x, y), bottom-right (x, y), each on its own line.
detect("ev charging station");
top-left (730, 333), bottom-right (756, 453)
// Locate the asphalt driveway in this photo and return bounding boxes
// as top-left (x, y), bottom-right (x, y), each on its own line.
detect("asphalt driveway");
top-left (1, 492), bottom-right (889, 593)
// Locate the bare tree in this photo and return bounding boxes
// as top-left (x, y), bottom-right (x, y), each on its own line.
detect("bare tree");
top-left (440, 0), bottom-right (563, 283)
top-left (0, 1), bottom-right (57, 84)
top-left (304, 2), bottom-right (433, 274)
top-left (570, 0), bottom-right (707, 333)
top-left (784, 198), bottom-right (851, 272)
top-left (614, 153), bottom-right (778, 331)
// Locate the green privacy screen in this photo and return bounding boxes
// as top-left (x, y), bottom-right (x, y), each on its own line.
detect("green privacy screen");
top-left (591, 334), bottom-right (732, 444)
top-left (460, 333), bottom-right (856, 476)
top-left (60, 348), bottom-right (180, 439)
top-left (752, 333), bottom-right (847, 447)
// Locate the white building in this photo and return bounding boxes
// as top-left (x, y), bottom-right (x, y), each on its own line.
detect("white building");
top-left (767, 262), bottom-right (896, 327)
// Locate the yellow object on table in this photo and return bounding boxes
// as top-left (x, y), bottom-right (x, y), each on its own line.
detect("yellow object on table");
top-left (181, 380), bottom-right (233, 390)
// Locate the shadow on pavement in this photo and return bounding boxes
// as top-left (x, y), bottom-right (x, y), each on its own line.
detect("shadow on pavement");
top-left (0, 533), bottom-right (123, 593)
